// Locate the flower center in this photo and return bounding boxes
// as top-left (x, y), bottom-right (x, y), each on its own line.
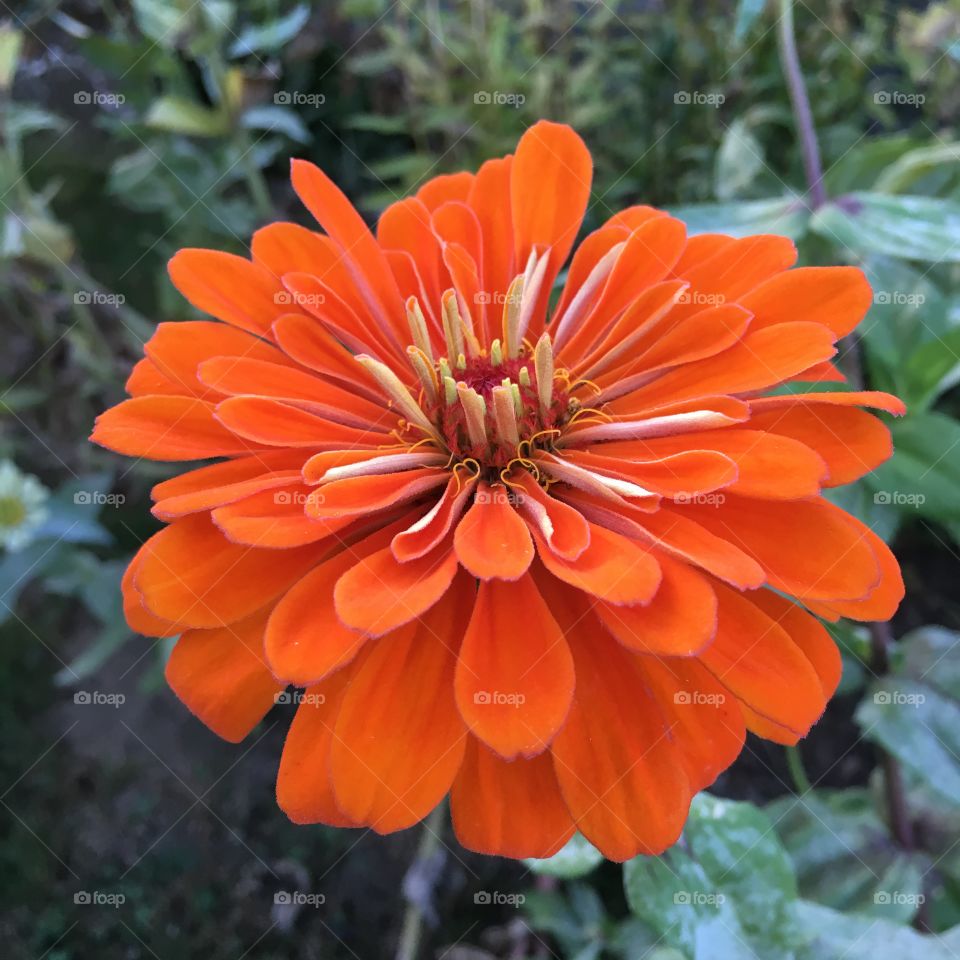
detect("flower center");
top-left (0, 495), bottom-right (27, 530)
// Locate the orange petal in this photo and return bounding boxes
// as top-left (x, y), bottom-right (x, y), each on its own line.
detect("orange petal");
top-left (511, 121), bottom-right (592, 330)
top-left (451, 737), bottom-right (574, 859)
top-left (290, 158), bottom-right (405, 338)
top-left (454, 483), bottom-right (534, 580)
top-left (679, 494), bottom-right (880, 603)
top-left (392, 473), bottom-right (477, 561)
top-left (698, 583), bottom-right (826, 739)
top-left (212, 484), bottom-right (350, 548)
top-left (276, 666), bottom-right (360, 827)
top-left (308, 468), bottom-right (448, 520)
top-left (545, 583), bottom-right (691, 861)
top-left (748, 405), bottom-right (893, 486)
top-left (595, 553), bottom-right (717, 656)
top-left (152, 451), bottom-right (306, 519)
top-left (265, 522), bottom-right (405, 685)
top-left (92, 396), bottom-right (263, 461)
top-left (166, 608), bottom-right (283, 742)
top-left (334, 537), bottom-right (459, 636)
top-left (121, 545), bottom-right (180, 637)
top-left (467, 156), bottom-right (515, 311)
top-left (135, 513), bottom-right (325, 628)
top-left (417, 170), bottom-right (475, 210)
top-left (740, 265), bottom-right (872, 339)
top-left (637, 655), bottom-right (746, 792)
top-left (378, 197), bottom-right (446, 315)
top-left (533, 520), bottom-right (661, 605)
top-left (168, 249), bottom-right (287, 338)
top-left (455, 574), bottom-right (574, 759)
top-left (330, 577), bottom-right (470, 833)
top-left (197, 356), bottom-right (390, 430)
top-left (145, 320), bottom-right (292, 398)
top-left (215, 396), bottom-right (383, 449)
top-left (747, 590), bottom-right (841, 699)
top-left (511, 470), bottom-right (590, 561)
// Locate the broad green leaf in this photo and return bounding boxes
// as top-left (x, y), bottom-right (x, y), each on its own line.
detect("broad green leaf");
top-left (901, 327), bottom-right (960, 410)
top-left (856, 627), bottom-right (960, 807)
top-left (811, 192), bottom-right (960, 262)
top-left (669, 196), bottom-right (809, 239)
top-left (229, 5), bottom-right (311, 56)
top-left (241, 105), bottom-right (310, 144)
top-left (0, 24), bottom-right (22, 91)
top-left (874, 142), bottom-right (960, 194)
top-left (733, 0), bottom-right (766, 43)
top-left (714, 119), bottom-right (764, 200)
top-left (794, 900), bottom-right (953, 959)
top-left (525, 832), bottom-right (604, 879)
top-left (824, 135), bottom-right (920, 195)
top-left (623, 794), bottom-right (798, 959)
top-left (768, 788), bottom-right (927, 922)
top-left (866, 413), bottom-right (960, 523)
top-left (145, 96), bottom-right (231, 138)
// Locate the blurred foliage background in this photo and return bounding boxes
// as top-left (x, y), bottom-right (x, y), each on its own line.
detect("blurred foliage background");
top-left (3, 0), bottom-right (960, 958)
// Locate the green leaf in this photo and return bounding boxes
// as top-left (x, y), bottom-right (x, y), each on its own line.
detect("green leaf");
top-left (623, 793), bottom-right (798, 958)
top-left (733, 0), bottom-right (766, 43)
top-left (0, 24), bottom-right (23, 91)
top-left (145, 96), bottom-right (231, 138)
top-left (901, 327), bottom-right (960, 410)
top-left (768, 788), bottom-right (926, 922)
top-left (229, 5), bottom-right (311, 56)
top-left (811, 192), bottom-right (960, 262)
top-left (874, 142), bottom-right (960, 194)
top-left (866, 413), bottom-right (960, 523)
top-left (525, 833), bottom-right (604, 879)
top-left (714, 119), bottom-right (765, 201)
top-left (669, 196), bottom-right (809, 239)
top-left (856, 627), bottom-right (960, 807)
top-left (794, 900), bottom-right (954, 959)
top-left (241, 105), bottom-right (310, 143)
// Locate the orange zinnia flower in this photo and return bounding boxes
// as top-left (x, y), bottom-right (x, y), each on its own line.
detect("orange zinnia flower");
top-left (93, 121), bottom-right (904, 861)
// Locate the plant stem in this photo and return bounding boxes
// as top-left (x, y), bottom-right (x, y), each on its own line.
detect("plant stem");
top-left (786, 745), bottom-right (813, 794)
top-left (776, 0), bottom-right (827, 209)
top-left (395, 803), bottom-right (447, 960)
